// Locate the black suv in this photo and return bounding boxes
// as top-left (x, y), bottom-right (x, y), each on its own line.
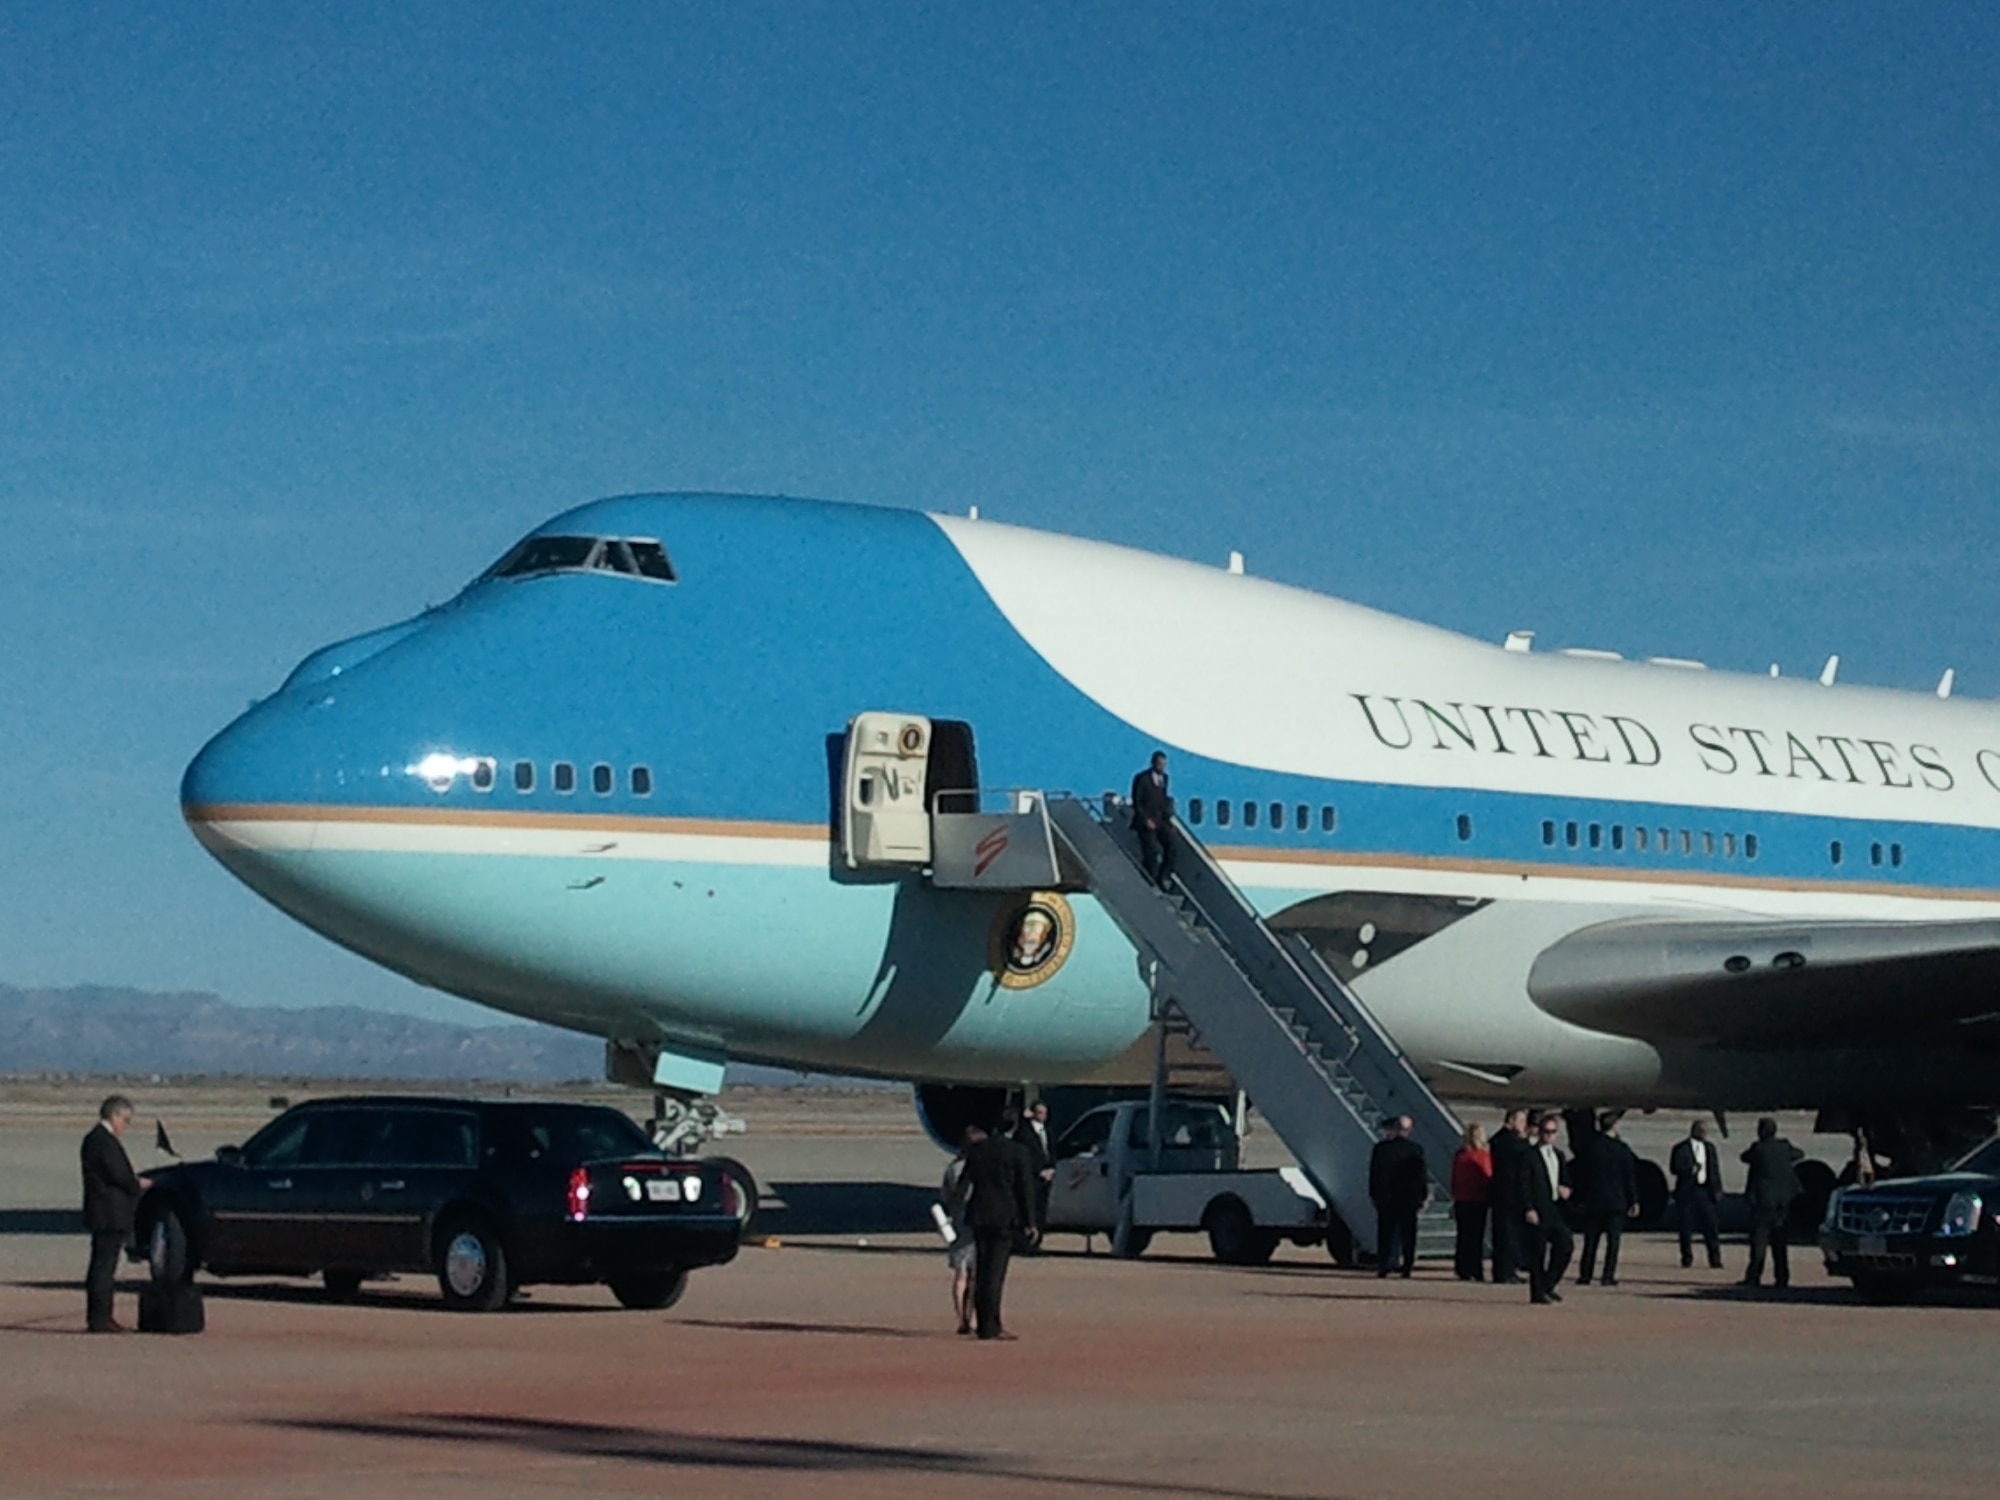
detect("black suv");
top-left (136, 1096), bottom-right (742, 1311)
top-left (1819, 1135), bottom-right (2000, 1303)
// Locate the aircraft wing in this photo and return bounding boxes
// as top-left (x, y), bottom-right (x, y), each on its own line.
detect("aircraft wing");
top-left (1528, 914), bottom-right (2000, 1048)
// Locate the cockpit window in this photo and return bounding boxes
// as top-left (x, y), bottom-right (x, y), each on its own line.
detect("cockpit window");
top-left (487, 536), bottom-right (596, 578)
top-left (484, 535), bottom-right (677, 585)
top-left (627, 540), bottom-right (677, 581)
top-left (592, 541), bottom-right (637, 576)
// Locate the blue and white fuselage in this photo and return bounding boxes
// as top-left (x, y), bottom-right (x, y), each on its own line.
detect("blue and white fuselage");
top-left (183, 494), bottom-right (2000, 1110)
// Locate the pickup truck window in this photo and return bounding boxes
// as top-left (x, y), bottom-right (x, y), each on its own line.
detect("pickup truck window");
top-left (1128, 1104), bottom-right (1230, 1152)
top-left (1055, 1110), bottom-right (1115, 1159)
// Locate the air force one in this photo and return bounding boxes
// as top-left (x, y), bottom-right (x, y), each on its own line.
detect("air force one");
top-left (184, 492), bottom-right (2000, 1167)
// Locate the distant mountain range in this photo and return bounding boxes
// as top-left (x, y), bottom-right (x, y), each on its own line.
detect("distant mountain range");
top-left (0, 984), bottom-right (610, 1082)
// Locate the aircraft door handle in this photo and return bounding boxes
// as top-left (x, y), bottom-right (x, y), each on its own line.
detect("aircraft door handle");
top-left (379, 1180), bottom-right (405, 1191)
top-left (267, 1178), bottom-right (292, 1190)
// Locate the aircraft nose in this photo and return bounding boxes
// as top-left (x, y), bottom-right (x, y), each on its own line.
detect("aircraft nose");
top-left (180, 689), bottom-right (334, 882)
top-left (183, 696), bottom-right (307, 816)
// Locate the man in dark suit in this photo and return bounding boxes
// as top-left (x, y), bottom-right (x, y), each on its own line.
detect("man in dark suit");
top-left (1520, 1113), bottom-right (1573, 1305)
top-left (1575, 1114), bottom-right (1640, 1286)
top-left (81, 1094), bottom-right (150, 1333)
top-left (961, 1114), bottom-right (1038, 1339)
top-left (1669, 1118), bottom-right (1725, 1270)
top-left (1367, 1115), bottom-right (1428, 1277)
top-left (1487, 1108), bottom-right (1529, 1284)
top-left (1130, 751), bottom-right (1175, 889)
top-left (1741, 1117), bottom-right (1805, 1289)
top-left (1013, 1101), bottom-right (1055, 1230)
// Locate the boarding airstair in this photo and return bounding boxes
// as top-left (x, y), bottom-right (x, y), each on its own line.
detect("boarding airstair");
top-left (1042, 795), bottom-right (1461, 1262)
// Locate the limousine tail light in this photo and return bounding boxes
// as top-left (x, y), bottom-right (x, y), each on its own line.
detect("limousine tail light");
top-left (567, 1167), bottom-right (592, 1222)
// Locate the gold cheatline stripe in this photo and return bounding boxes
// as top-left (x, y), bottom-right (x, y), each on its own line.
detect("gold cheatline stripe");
top-left (183, 802), bottom-right (2000, 904)
top-left (183, 802), bottom-right (824, 841)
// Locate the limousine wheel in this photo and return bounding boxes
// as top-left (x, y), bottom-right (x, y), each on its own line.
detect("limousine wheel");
top-left (436, 1217), bottom-right (511, 1312)
top-left (608, 1268), bottom-right (688, 1310)
top-left (147, 1207), bottom-right (192, 1286)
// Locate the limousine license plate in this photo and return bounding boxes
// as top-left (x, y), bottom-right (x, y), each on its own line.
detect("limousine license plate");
top-left (646, 1179), bottom-right (682, 1203)
top-left (1859, 1234), bottom-right (1887, 1257)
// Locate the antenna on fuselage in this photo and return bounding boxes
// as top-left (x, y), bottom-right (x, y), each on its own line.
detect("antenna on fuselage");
top-left (1227, 550), bottom-right (1245, 575)
top-left (1503, 631), bottom-right (1534, 653)
top-left (967, 505), bottom-right (979, 520)
top-left (1819, 654), bottom-right (1840, 686)
top-left (1938, 668), bottom-right (1956, 699)
top-left (1769, 664), bottom-right (1780, 677)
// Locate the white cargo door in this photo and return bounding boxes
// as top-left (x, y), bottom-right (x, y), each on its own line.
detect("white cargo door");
top-left (841, 712), bottom-right (934, 868)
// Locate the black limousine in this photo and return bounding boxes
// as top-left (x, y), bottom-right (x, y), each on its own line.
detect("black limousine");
top-left (1820, 1135), bottom-right (2000, 1303)
top-left (136, 1096), bottom-right (744, 1311)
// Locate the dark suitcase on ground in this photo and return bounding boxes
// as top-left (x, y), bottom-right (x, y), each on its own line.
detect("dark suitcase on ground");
top-left (138, 1283), bottom-right (205, 1334)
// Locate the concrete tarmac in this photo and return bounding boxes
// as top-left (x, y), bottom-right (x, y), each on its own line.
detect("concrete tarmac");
top-left (2, 1083), bottom-right (1994, 1500)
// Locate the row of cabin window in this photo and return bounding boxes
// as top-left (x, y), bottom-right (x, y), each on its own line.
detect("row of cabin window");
top-left (1185, 798), bottom-right (1338, 833)
top-left (1541, 820), bottom-right (1761, 861)
top-left (1830, 839), bottom-right (1904, 869)
top-left (467, 760), bottom-right (654, 797)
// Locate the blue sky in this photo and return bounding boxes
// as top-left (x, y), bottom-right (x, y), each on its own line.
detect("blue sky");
top-left (3, 4), bottom-right (1996, 1021)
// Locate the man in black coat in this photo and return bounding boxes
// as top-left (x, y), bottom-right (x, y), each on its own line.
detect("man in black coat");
top-left (1669, 1118), bottom-right (1726, 1270)
top-left (961, 1116), bottom-right (1039, 1339)
top-left (1575, 1114), bottom-right (1640, 1286)
top-left (1368, 1115), bottom-right (1428, 1277)
top-left (1013, 1101), bottom-right (1055, 1230)
top-left (1741, 1117), bottom-right (1805, 1289)
top-left (1520, 1113), bottom-right (1574, 1305)
top-left (1130, 751), bottom-right (1175, 889)
top-left (1487, 1108), bottom-right (1530, 1284)
top-left (81, 1094), bottom-right (150, 1333)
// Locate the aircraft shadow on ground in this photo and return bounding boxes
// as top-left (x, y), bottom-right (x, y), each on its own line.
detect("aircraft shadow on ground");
top-left (0, 1209), bottom-right (84, 1236)
top-left (757, 1180), bottom-right (938, 1238)
top-left (262, 1412), bottom-right (1351, 1500)
top-left (1670, 1280), bottom-right (2000, 1311)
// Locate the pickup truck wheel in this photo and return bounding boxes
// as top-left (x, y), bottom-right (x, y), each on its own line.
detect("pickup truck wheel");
top-left (146, 1206), bottom-right (193, 1286)
top-left (1206, 1199), bottom-right (1278, 1266)
top-left (436, 1217), bottom-right (511, 1312)
top-left (1112, 1226), bottom-right (1153, 1258)
top-left (608, 1268), bottom-right (689, 1310)
top-left (1322, 1211), bottom-right (1357, 1268)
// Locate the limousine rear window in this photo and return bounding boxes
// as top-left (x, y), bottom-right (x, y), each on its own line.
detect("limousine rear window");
top-left (485, 535), bottom-right (677, 584)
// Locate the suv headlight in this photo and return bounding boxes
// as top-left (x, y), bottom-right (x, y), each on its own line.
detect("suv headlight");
top-left (1821, 1187), bottom-right (1844, 1233)
top-left (1940, 1190), bottom-right (1984, 1238)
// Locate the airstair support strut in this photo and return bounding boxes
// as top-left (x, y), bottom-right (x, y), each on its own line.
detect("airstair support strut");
top-left (1043, 795), bottom-right (1462, 1258)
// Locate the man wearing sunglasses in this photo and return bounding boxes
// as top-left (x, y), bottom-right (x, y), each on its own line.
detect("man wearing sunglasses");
top-left (1519, 1113), bottom-right (1574, 1305)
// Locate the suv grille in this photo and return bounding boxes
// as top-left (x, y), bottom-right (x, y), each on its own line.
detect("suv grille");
top-left (1836, 1194), bottom-right (1935, 1236)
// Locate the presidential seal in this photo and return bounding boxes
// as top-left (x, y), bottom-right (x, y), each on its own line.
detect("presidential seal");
top-left (988, 892), bottom-right (1076, 990)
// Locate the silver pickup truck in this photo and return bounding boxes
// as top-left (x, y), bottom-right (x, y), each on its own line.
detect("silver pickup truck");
top-left (1040, 1098), bottom-right (1329, 1264)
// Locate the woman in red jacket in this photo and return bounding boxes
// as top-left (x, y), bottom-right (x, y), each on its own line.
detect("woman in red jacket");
top-left (1451, 1122), bottom-right (1493, 1282)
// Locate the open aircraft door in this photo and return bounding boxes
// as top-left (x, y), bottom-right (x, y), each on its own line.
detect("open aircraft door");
top-left (841, 712), bottom-right (938, 868)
